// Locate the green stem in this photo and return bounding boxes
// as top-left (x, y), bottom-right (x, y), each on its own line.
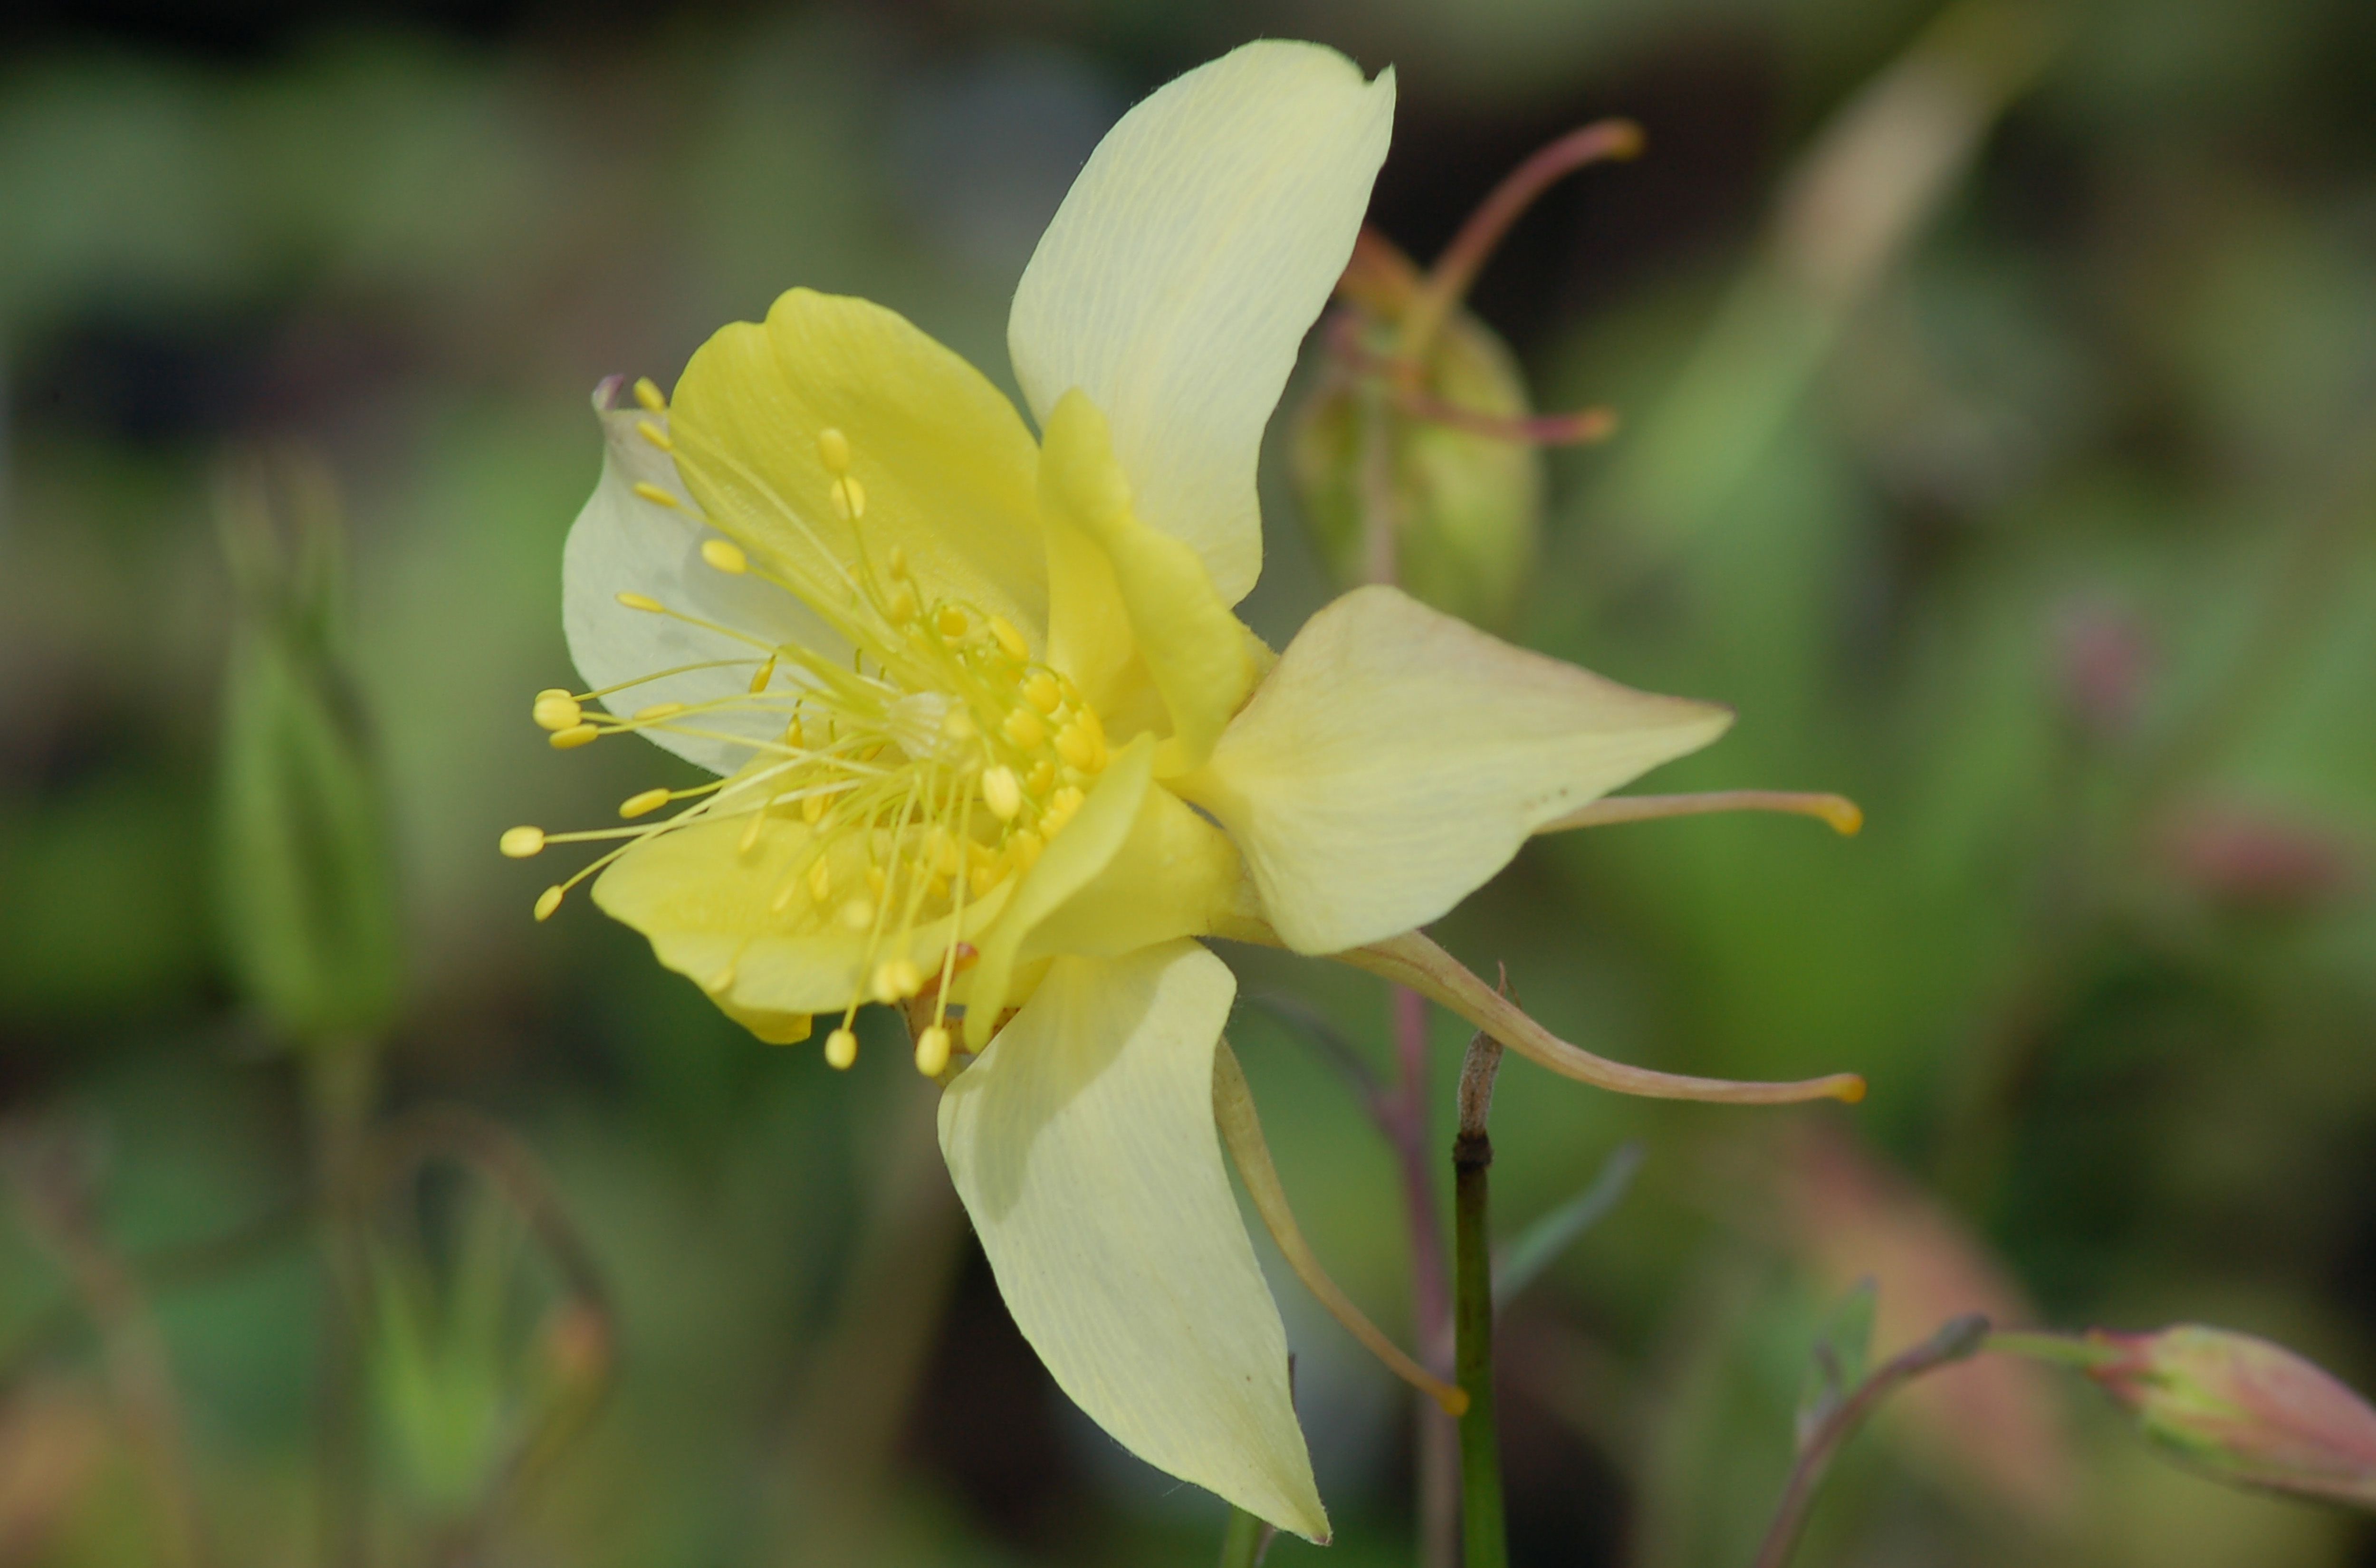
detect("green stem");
top-left (305, 1041), bottom-right (377, 1568)
top-left (1984, 1329), bottom-right (2119, 1368)
top-left (1217, 1504), bottom-right (1269, 1568)
top-left (1453, 1032), bottom-right (1508, 1568)
top-left (1752, 1314), bottom-right (1990, 1568)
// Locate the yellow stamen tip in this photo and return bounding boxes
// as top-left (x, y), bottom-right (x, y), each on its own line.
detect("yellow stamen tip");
top-left (1025, 760), bottom-right (1055, 797)
top-left (632, 376), bottom-right (667, 413)
top-left (1820, 796), bottom-right (1864, 836)
top-left (701, 538), bottom-right (748, 574)
top-left (1437, 1386), bottom-right (1472, 1418)
top-left (500, 826), bottom-right (546, 859)
top-left (914, 1026), bottom-right (952, 1077)
top-left (1021, 672), bottom-right (1060, 713)
top-left (1054, 722), bottom-right (1098, 771)
top-left (801, 792), bottom-right (828, 824)
top-left (824, 1028), bottom-right (858, 1070)
top-left (885, 583), bottom-right (918, 623)
top-left (636, 419), bottom-right (673, 451)
top-left (839, 897), bottom-right (875, 931)
top-left (887, 545), bottom-right (907, 579)
top-left (806, 859), bottom-right (833, 902)
top-left (816, 427), bottom-right (851, 475)
top-left (981, 766), bottom-right (1022, 821)
top-left (532, 693), bottom-right (583, 731)
top-left (1002, 707), bottom-right (1047, 749)
top-left (935, 605), bottom-right (968, 639)
top-left (872, 958), bottom-right (923, 1004)
top-left (620, 787), bottom-right (671, 820)
top-left (1834, 1075), bottom-right (1868, 1105)
top-left (629, 481), bottom-right (679, 509)
top-left (533, 886), bottom-right (564, 921)
top-left (987, 615), bottom-right (1028, 661)
top-left (550, 723), bottom-right (600, 749)
top-left (751, 657), bottom-right (778, 695)
top-left (616, 592), bottom-right (664, 612)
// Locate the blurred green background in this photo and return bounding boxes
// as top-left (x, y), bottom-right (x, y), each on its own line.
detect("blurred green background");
top-left (3, 0), bottom-right (2374, 1564)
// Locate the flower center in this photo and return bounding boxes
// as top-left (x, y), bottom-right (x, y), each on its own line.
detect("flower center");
top-left (506, 380), bottom-right (1110, 1074)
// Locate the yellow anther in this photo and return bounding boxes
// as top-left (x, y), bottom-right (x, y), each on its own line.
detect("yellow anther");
top-left (936, 605), bottom-right (968, 639)
top-left (887, 545), bottom-right (908, 579)
top-left (801, 791), bottom-right (827, 824)
top-left (914, 1026), bottom-right (952, 1077)
top-left (866, 865), bottom-right (887, 899)
top-left (1007, 828), bottom-right (1044, 875)
top-left (616, 592), bottom-right (665, 612)
top-left (636, 419), bottom-right (673, 451)
top-left (840, 896), bottom-right (875, 931)
top-left (1021, 671), bottom-right (1061, 713)
top-left (500, 826), bottom-right (546, 859)
top-left (701, 538), bottom-right (748, 574)
top-left (532, 693), bottom-right (583, 731)
top-left (982, 765), bottom-right (1023, 821)
top-left (927, 872), bottom-right (950, 901)
top-left (620, 787), bottom-right (672, 819)
top-left (1055, 722), bottom-right (1099, 772)
top-left (633, 702), bottom-right (685, 721)
top-left (806, 858), bottom-right (833, 903)
top-left (928, 829), bottom-right (961, 877)
top-left (782, 714), bottom-right (803, 746)
top-left (1025, 759), bottom-right (1055, 797)
top-left (816, 427), bottom-right (851, 474)
top-left (824, 1028), bottom-right (858, 1070)
top-left (630, 481), bottom-right (680, 509)
top-left (550, 723), bottom-right (600, 749)
top-left (885, 583), bottom-right (918, 623)
top-left (751, 657), bottom-right (778, 695)
top-left (632, 376), bottom-right (668, 413)
top-left (969, 857), bottom-right (1009, 897)
top-left (941, 709), bottom-right (976, 741)
top-left (1041, 786), bottom-right (1084, 838)
top-left (534, 886), bottom-right (565, 921)
top-left (831, 476), bottom-right (867, 520)
top-left (988, 616), bottom-right (1029, 661)
top-left (872, 958), bottom-right (923, 1003)
top-left (1003, 707), bottom-right (1048, 749)
top-left (742, 811), bottom-right (766, 853)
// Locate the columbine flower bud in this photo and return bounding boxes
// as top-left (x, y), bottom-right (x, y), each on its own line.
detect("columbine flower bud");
top-left (2084, 1325), bottom-right (2376, 1505)
top-left (214, 452), bottom-right (402, 1042)
top-left (1290, 231), bottom-right (1543, 631)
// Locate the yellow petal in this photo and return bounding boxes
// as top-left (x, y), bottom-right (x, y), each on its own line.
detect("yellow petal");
top-left (564, 380), bottom-right (850, 775)
top-left (1038, 391), bottom-right (1258, 776)
top-left (1178, 585), bottom-right (1733, 954)
top-left (938, 942), bottom-right (1328, 1541)
top-left (1009, 41), bottom-right (1395, 606)
top-left (669, 288), bottom-right (1047, 645)
top-left (590, 774), bottom-right (1014, 1023)
top-left (960, 733), bottom-right (1154, 1049)
top-left (1019, 779), bottom-right (1258, 964)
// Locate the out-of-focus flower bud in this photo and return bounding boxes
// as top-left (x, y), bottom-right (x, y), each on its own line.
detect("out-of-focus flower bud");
top-left (214, 451), bottom-right (401, 1043)
top-left (2054, 601), bottom-right (2154, 740)
top-left (2157, 803), bottom-right (2361, 914)
top-left (1291, 231), bottom-right (1545, 631)
top-left (2083, 1325), bottom-right (2376, 1506)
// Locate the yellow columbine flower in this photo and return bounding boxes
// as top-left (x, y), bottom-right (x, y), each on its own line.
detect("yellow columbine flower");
top-left (510, 41), bottom-right (1860, 1541)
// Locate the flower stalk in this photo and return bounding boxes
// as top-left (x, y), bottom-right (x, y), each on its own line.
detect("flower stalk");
top-left (1453, 1024), bottom-right (1508, 1568)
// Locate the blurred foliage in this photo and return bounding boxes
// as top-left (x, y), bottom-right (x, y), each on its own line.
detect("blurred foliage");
top-left (0, 0), bottom-right (2373, 1566)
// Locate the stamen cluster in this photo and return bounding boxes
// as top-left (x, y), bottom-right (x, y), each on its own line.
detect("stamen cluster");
top-left (504, 382), bottom-right (1113, 1075)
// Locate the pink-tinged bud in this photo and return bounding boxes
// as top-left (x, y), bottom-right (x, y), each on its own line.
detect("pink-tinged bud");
top-left (2085, 1325), bottom-right (2376, 1506)
top-left (2157, 804), bottom-right (2361, 913)
top-left (2054, 602), bottom-right (2154, 738)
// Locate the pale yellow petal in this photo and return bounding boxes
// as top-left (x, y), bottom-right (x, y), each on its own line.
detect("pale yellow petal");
top-left (563, 380), bottom-right (850, 775)
top-left (591, 771), bottom-right (1014, 1024)
top-left (1009, 41), bottom-right (1395, 606)
top-left (1177, 585), bottom-right (1734, 954)
top-left (1038, 391), bottom-right (1259, 775)
top-left (670, 288), bottom-right (1047, 646)
top-left (1018, 780), bottom-right (1257, 964)
top-left (960, 733), bottom-right (1154, 1049)
top-left (938, 942), bottom-right (1328, 1541)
